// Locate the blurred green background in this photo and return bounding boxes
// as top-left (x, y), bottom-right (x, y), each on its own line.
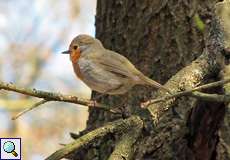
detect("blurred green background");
top-left (0, 0), bottom-right (96, 159)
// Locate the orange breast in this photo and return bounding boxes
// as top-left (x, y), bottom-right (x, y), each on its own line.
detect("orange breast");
top-left (70, 48), bottom-right (81, 63)
top-left (71, 49), bottom-right (84, 80)
top-left (73, 62), bottom-right (84, 80)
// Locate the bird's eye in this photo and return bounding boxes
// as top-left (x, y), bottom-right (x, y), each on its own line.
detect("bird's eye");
top-left (73, 45), bottom-right (78, 50)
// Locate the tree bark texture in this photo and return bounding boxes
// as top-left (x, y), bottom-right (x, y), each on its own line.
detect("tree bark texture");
top-left (72, 0), bottom-right (229, 160)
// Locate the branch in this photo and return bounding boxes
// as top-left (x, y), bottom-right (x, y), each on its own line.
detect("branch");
top-left (108, 124), bottom-right (142, 160)
top-left (142, 78), bottom-right (230, 107)
top-left (0, 81), bottom-right (115, 115)
top-left (12, 100), bottom-right (49, 120)
top-left (190, 91), bottom-right (230, 102)
top-left (45, 116), bottom-right (143, 160)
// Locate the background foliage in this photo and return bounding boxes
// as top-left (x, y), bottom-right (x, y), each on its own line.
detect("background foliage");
top-left (0, 0), bottom-right (96, 159)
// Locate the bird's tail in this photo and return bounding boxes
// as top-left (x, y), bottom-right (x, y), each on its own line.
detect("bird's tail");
top-left (140, 75), bottom-right (171, 94)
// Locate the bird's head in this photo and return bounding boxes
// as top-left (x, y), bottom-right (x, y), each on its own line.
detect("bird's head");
top-left (62, 34), bottom-right (103, 63)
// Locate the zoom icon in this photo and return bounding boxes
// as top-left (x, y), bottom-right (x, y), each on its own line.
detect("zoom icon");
top-left (0, 138), bottom-right (21, 160)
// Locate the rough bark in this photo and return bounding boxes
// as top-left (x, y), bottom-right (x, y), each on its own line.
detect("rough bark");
top-left (70, 0), bottom-right (228, 160)
top-left (216, 60), bottom-right (230, 160)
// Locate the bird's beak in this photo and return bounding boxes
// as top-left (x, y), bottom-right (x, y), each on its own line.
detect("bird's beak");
top-left (62, 50), bottom-right (70, 54)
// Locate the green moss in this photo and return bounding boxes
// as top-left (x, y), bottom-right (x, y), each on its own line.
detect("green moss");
top-left (194, 14), bottom-right (205, 32)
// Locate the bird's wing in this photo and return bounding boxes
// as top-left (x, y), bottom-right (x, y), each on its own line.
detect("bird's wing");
top-left (87, 50), bottom-right (170, 93)
top-left (94, 50), bottom-right (141, 80)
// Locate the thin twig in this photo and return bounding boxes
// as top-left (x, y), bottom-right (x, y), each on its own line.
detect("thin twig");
top-left (190, 91), bottom-right (230, 102)
top-left (12, 99), bottom-right (50, 120)
top-left (0, 81), bottom-right (115, 113)
top-left (142, 78), bottom-right (230, 107)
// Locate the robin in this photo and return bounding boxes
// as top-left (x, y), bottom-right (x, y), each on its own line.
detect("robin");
top-left (62, 34), bottom-right (171, 95)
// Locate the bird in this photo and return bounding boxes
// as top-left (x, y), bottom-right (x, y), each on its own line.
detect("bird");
top-left (62, 34), bottom-right (171, 95)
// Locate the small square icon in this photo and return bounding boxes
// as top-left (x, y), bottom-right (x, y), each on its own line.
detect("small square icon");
top-left (0, 138), bottom-right (21, 160)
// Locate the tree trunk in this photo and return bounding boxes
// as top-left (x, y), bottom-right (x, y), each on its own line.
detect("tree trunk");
top-left (72, 0), bottom-right (229, 160)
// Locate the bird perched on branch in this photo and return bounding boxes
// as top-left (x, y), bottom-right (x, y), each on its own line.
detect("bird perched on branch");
top-left (62, 34), bottom-right (171, 95)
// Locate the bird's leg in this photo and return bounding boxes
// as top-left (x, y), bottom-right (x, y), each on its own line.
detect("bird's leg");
top-left (92, 93), bottom-right (107, 101)
top-left (91, 88), bottom-right (115, 102)
top-left (121, 96), bottom-right (130, 118)
top-left (107, 95), bottom-right (129, 117)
